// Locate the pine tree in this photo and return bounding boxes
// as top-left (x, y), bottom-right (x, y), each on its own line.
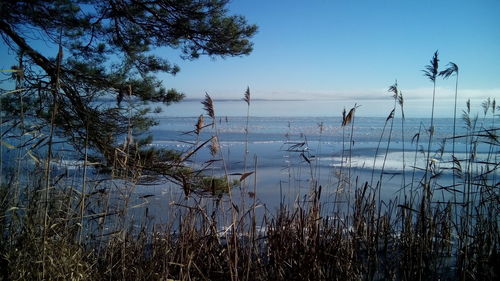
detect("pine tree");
top-left (0, 0), bottom-right (257, 182)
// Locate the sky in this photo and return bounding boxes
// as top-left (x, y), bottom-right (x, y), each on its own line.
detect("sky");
top-left (1, 0), bottom-right (499, 117)
top-left (158, 0), bottom-right (500, 107)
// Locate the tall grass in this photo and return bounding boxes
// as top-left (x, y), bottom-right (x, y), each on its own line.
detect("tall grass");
top-left (421, 50), bottom-right (439, 219)
top-left (0, 54), bottom-right (498, 281)
top-left (439, 62), bottom-right (460, 225)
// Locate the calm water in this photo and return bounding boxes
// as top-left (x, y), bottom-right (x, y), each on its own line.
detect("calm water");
top-left (140, 113), bottom-right (496, 217)
top-left (2, 99), bottom-right (496, 224)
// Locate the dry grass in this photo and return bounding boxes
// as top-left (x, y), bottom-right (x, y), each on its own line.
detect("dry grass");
top-left (1, 80), bottom-right (498, 281)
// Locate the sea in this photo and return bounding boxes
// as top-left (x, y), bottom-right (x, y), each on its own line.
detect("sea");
top-left (127, 98), bottom-right (498, 223)
top-left (1, 98), bottom-right (497, 224)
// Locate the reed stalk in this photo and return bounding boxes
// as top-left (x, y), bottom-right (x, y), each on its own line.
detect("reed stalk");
top-left (422, 50), bottom-right (439, 209)
top-left (42, 42), bottom-right (63, 280)
top-left (398, 90), bottom-right (406, 197)
top-left (243, 87), bottom-right (251, 173)
top-left (1, 53), bottom-right (498, 281)
top-left (78, 123), bottom-right (89, 244)
top-left (440, 62), bottom-right (460, 226)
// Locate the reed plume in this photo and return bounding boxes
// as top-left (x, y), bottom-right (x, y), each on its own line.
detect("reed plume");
top-left (202, 92), bottom-right (215, 120)
top-left (342, 106), bottom-right (356, 127)
top-left (243, 86), bottom-right (251, 106)
top-left (195, 114), bottom-right (204, 135)
top-left (210, 136), bottom-right (219, 157)
top-left (423, 51), bottom-right (439, 82)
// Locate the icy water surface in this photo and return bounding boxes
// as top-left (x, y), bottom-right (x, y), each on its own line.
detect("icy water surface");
top-left (139, 115), bottom-right (497, 217)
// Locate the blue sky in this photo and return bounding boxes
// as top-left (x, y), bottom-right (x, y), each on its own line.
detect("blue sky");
top-left (159, 0), bottom-right (500, 102)
top-left (1, 0), bottom-right (499, 117)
